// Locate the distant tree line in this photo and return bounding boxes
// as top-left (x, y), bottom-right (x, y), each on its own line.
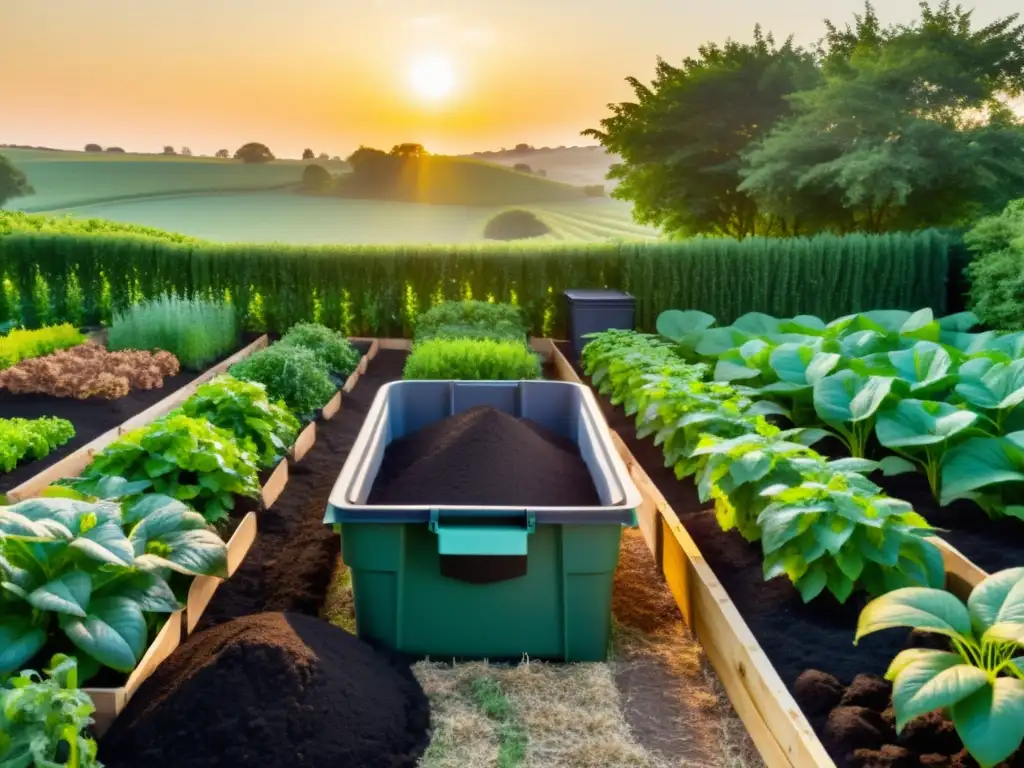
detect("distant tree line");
top-left (585, 1), bottom-right (1024, 238)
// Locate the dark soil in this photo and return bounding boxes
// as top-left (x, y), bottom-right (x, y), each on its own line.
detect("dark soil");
top-left (98, 612), bottom-right (431, 768)
top-left (368, 404), bottom-right (600, 507)
top-left (196, 349), bottom-right (407, 630)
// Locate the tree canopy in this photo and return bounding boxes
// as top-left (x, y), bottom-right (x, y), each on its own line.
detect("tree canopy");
top-left (234, 142), bottom-right (275, 164)
top-left (587, 2), bottom-right (1024, 238)
top-left (302, 148), bottom-right (315, 160)
top-left (390, 143), bottom-right (427, 158)
top-left (0, 154), bottom-right (34, 208)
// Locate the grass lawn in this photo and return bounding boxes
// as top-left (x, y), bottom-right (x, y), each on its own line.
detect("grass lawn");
top-left (49, 191), bottom-right (659, 243)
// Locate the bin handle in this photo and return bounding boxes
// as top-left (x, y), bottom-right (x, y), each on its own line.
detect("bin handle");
top-left (428, 510), bottom-right (536, 557)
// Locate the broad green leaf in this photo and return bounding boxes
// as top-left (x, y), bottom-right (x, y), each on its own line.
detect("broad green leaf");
top-left (891, 653), bottom-right (989, 731)
top-left (27, 571), bottom-right (91, 618)
top-left (814, 371), bottom-right (895, 424)
top-left (876, 400), bottom-right (981, 449)
top-left (60, 596), bottom-right (148, 673)
top-left (732, 312), bottom-right (780, 335)
top-left (861, 309), bottom-right (912, 333)
top-left (728, 451), bottom-right (773, 485)
top-left (97, 570), bottom-right (181, 613)
top-left (888, 342), bottom-right (955, 394)
top-left (879, 455), bottom-right (918, 476)
top-left (900, 308), bottom-right (940, 342)
top-left (0, 618), bottom-right (48, 675)
top-left (797, 562), bottom-right (828, 602)
top-left (656, 309), bottom-right (716, 343)
top-left (695, 327), bottom-right (750, 357)
top-left (758, 503), bottom-right (829, 554)
top-left (939, 311), bottom-right (980, 333)
top-left (856, 587), bottom-right (973, 642)
top-left (956, 359), bottom-right (1024, 412)
top-left (940, 436), bottom-right (1024, 506)
top-left (134, 529), bottom-right (228, 578)
top-left (950, 678), bottom-right (1024, 768)
top-left (967, 567), bottom-right (1024, 634)
top-left (70, 519), bottom-right (135, 567)
top-left (768, 343), bottom-right (840, 385)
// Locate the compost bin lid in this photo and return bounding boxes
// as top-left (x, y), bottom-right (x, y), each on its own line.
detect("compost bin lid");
top-left (563, 289), bottom-right (635, 303)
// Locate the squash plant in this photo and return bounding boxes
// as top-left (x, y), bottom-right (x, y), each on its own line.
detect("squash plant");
top-left (757, 472), bottom-right (944, 602)
top-left (0, 494), bottom-right (227, 678)
top-left (855, 569), bottom-right (1024, 768)
top-left (940, 432), bottom-right (1024, 519)
top-left (755, 342), bottom-right (840, 425)
top-left (83, 413), bottom-right (261, 524)
top-left (955, 358), bottom-right (1024, 433)
top-left (0, 654), bottom-right (100, 768)
top-left (813, 370), bottom-right (897, 457)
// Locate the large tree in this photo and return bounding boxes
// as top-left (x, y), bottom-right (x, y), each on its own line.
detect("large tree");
top-left (740, 2), bottom-right (1024, 232)
top-left (0, 154), bottom-right (34, 208)
top-left (234, 142), bottom-right (275, 164)
top-left (583, 26), bottom-right (819, 238)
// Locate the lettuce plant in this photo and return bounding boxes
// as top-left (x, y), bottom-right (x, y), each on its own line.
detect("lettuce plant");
top-left (693, 422), bottom-right (828, 541)
top-left (0, 494), bottom-right (227, 678)
top-left (0, 416), bottom-right (75, 473)
top-left (757, 472), bottom-right (944, 603)
top-left (180, 374), bottom-right (300, 469)
top-left (0, 654), bottom-right (100, 768)
top-left (876, 399), bottom-right (990, 501)
top-left (83, 414), bottom-right (261, 524)
top-left (940, 432), bottom-right (1024, 519)
top-left (813, 370), bottom-right (897, 457)
top-left (855, 568), bottom-right (1024, 768)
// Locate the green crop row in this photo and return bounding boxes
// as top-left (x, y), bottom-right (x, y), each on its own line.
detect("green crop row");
top-left (0, 228), bottom-right (953, 338)
top-left (0, 323), bottom-right (85, 369)
top-left (0, 416), bottom-right (75, 473)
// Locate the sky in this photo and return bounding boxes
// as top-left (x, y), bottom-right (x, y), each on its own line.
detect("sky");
top-left (1, 0), bottom-right (1021, 158)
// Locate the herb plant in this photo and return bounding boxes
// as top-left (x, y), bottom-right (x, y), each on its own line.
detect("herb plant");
top-left (279, 322), bottom-right (360, 378)
top-left (0, 417), bottom-right (75, 473)
top-left (229, 344), bottom-right (336, 418)
top-left (180, 374), bottom-right (299, 468)
top-left (82, 414), bottom-right (261, 523)
top-left (107, 295), bottom-right (238, 371)
top-left (403, 338), bottom-right (542, 380)
top-left (855, 568), bottom-right (1024, 768)
top-left (414, 300), bottom-right (526, 343)
top-left (0, 324), bottom-right (85, 370)
top-left (0, 654), bottom-right (101, 768)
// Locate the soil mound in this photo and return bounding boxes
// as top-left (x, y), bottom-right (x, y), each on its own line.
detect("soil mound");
top-left (99, 612), bottom-right (431, 768)
top-left (369, 404), bottom-right (600, 506)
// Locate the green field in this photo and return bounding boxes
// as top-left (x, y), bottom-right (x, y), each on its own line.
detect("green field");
top-left (47, 192), bottom-right (657, 243)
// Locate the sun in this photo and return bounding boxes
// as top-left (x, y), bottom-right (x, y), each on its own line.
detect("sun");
top-left (409, 54), bottom-right (456, 100)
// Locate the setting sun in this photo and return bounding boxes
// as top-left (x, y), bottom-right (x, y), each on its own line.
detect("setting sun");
top-left (408, 54), bottom-right (456, 101)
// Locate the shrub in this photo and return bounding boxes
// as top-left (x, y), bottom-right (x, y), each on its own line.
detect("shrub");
top-left (229, 344), bottom-right (336, 417)
top-left (180, 374), bottom-right (300, 468)
top-left (107, 296), bottom-right (238, 371)
top-left (279, 322), bottom-right (360, 377)
top-left (483, 209), bottom-right (551, 240)
top-left (0, 655), bottom-right (101, 767)
top-left (301, 164), bottom-right (332, 192)
top-left (403, 338), bottom-right (542, 380)
top-left (966, 198), bottom-right (1024, 330)
top-left (0, 344), bottom-right (180, 399)
top-left (414, 300), bottom-right (525, 343)
top-left (0, 416), bottom-right (75, 472)
top-left (0, 324), bottom-right (85, 369)
top-left (83, 414), bottom-right (261, 523)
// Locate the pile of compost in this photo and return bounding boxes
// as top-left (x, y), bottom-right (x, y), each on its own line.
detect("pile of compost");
top-left (98, 612), bottom-right (431, 768)
top-left (368, 404), bottom-right (600, 506)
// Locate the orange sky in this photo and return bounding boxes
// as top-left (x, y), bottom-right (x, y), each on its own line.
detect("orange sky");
top-left (2, 0), bottom-right (1020, 158)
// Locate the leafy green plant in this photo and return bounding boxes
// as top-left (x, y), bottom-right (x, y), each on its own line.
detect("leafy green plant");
top-left (876, 399), bottom-right (990, 501)
top-left (940, 432), bottom-right (1024, 519)
top-left (279, 322), bottom-right (360, 378)
top-left (414, 300), bottom-right (526, 343)
top-left (179, 374), bottom-right (299, 469)
top-left (855, 568), bottom-right (1024, 768)
top-left (403, 338), bottom-right (542, 380)
top-left (82, 414), bottom-right (261, 523)
top-left (0, 417), bottom-right (75, 473)
top-left (954, 358), bottom-right (1024, 433)
top-left (757, 472), bottom-right (945, 603)
top-left (813, 370), bottom-right (897, 457)
top-left (693, 421), bottom-right (828, 541)
top-left (0, 654), bottom-right (101, 768)
top-left (229, 344), bottom-right (336, 418)
top-left (756, 343), bottom-right (840, 424)
top-left (0, 494), bottom-right (227, 678)
top-left (0, 324), bottom-right (85, 370)
top-left (107, 295), bottom-right (238, 371)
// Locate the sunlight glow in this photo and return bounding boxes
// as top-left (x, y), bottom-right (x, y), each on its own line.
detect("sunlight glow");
top-left (408, 54), bottom-right (456, 100)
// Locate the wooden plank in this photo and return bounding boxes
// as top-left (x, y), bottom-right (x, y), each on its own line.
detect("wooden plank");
top-left (546, 338), bottom-right (835, 768)
top-left (86, 610), bottom-right (183, 736)
top-left (932, 536), bottom-right (986, 601)
top-left (289, 422), bottom-right (317, 463)
top-left (358, 354), bottom-right (368, 375)
top-left (367, 339), bottom-right (380, 361)
top-left (5, 335), bottom-right (270, 502)
top-left (322, 390), bottom-right (343, 419)
top-left (376, 338), bottom-right (412, 350)
top-left (261, 459), bottom-right (289, 508)
top-left (343, 370), bottom-right (360, 393)
top-left (529, 337), bottom-right (554, 361)
top-left (186, 511), bottom-right (258, 634)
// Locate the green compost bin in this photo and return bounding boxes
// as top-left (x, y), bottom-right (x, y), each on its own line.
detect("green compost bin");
top-left (325, 380), bottom-right (642, 662)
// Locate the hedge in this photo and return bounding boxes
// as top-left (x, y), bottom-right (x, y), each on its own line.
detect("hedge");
top-left (0, 230), bottom-right (952, 337)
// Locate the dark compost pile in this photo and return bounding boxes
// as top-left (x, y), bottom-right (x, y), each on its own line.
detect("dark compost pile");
top-left (99, 612), bottom-right (430, 768)
top-left (368, 404), bottom-right (600, 506)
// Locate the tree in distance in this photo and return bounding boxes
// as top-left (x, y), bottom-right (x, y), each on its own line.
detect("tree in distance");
top-left (330, 155), bottom-right (341, 161)
top-left (318, 152), bottom-right (329, 161)
top-left (301, 164), bottom-right (333, 192)
top-left (514, 143), bottom-right (533, 152)
top-left (0, 153), bottom-right (34, 208)
top-left (105, 146), bottom-right (125, 153)
top-left (215, 149), bottom-right (229, 159)
top-left (513, 162), bottom-right (533, 173)
top-left (390, 143), bottom-right (427, 158)
top-left (235, 142), bottom-right (275, 164)
top-left (84, 143), bottom-right (102, 152)
top-left (484, 209), bottom-right (551, 240)
top-left (180, 146), bottom-right (192, 156)
top-left (302, 148), bottom-right (315, 160)
top-left (162, 146), bottom-right (176, 155)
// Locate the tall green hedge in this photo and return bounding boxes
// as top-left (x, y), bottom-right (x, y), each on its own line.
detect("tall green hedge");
top-left (0, 230), bottom-right (952, 337)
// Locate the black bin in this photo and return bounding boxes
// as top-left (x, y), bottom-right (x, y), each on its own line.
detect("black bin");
top-left (563, 289), bottom-right (636, 360)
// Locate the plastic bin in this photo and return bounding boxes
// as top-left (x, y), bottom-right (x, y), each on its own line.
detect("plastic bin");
top-left (564, 289), bottom-right (636, 361)
top-left (325, 380), bottom-right (641, 661)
